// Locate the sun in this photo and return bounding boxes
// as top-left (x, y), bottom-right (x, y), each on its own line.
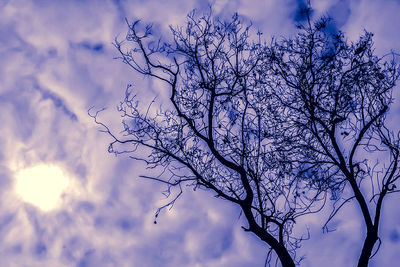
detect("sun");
top-left (14, 164), bottom-right (70, 212)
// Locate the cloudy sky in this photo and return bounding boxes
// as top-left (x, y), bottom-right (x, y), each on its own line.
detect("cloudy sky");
top-left (1, 0), bottom-right (400, 266)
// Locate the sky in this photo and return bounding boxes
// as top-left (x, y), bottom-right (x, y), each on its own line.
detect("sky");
top-left (1, 0), bottom-right (400, 266)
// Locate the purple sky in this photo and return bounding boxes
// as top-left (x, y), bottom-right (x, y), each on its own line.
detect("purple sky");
top-left (1, 0), bottom-right (400, 266)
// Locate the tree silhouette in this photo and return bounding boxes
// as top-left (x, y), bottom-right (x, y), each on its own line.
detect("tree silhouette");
top-left (265, 16), bottom-right (400, 267)
top-left (91, 8), bottom-right (399, 267)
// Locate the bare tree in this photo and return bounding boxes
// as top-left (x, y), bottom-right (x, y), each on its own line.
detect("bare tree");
top-left (265, 15), bottom-right (400, 267)
top-left (91, 7), bottom-right (399, 267)
top-left (90, 10), bottom-right (331, 267)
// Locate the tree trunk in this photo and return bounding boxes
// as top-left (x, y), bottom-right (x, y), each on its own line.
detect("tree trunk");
top-left (251, 226), bottom-right (296, 267)
top-left (273, 243), bottom-right (296, 267)
top-left (241, 204), bottom-right (296, 267)
top-left (357, 231), bottom-right (378, 267)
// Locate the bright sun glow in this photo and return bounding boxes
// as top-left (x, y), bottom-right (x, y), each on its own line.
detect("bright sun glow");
top-left (15, 164), bottom-right (70, 212)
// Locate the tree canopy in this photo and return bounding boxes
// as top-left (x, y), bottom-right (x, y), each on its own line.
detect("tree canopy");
top-left (92, 8), bottom-right (400, 267)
